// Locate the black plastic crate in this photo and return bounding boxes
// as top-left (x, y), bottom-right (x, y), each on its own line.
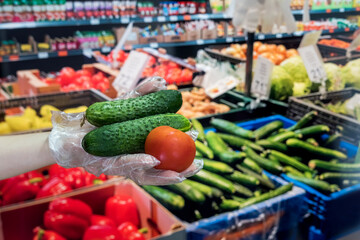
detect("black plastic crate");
top-left (287, 88), bottom-right (360, 145)
top-left (324, 54), bottom-right (360, 66)
top-left (204, 46), bottom-right (245, 64)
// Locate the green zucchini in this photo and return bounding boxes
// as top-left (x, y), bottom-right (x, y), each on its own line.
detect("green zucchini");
top-left (242, 158), bottom-right (263, 174)
top-left (236, 165), bottom-right (275, 189)
top-left (306, 138), bottom-right (319, 146)
top-left (166, 182), bottom-right (206, 204)
top-left (286, 139), bottom-right (347, 160)
top-left (224, 170), bottom-right (260, 186)
top-left (220, 199), bottom-right (242, 211)
top-left (256, 139), bottom-right (288, 152)
top-left (244, 147), bottom-right (283, 174)
top-left (286, 111), bottom-right (317, 131)
top-left (217, 133), bottom-right (263, 152)
top-left (232, 196), bottom-right (246, 202)
top-left (295, 125), bottom-right (330, 137)
top-left (304, 172), bottom-right (313, 179)
top-left (234, 183), bottom-right (254, 197)
top-left (82, 114), bottom-right (191, 157)
top-left (211, 187), bottom-right (224, 198)
top-left (253, 121), bottom-right (284, 140)
top-left (269, 150), bottom-right (312, 172)
top-left (191, 119), bottom-right (205, 142)
top-left (309, 160), bottom-right (360, 173)
top-left (283, 166), bottom-right (305, 177)
top-left (210, 118), bottom-right (254, 139)
top-left (319, 172), bottom-right (360, 181)
top-left (86, 90), bottom-right (182, 126)
top-left (286, 174), bottom-right (340, 193)
top-left (324, 133), bottom-right (342, 148)
top-left (190, 170), bottom-right (235, 194)
top-left (142, 186), bottom-right (185, 210)
top-left (268, 131), bottom-right (301, 143)
top-left (195, 141), bottom-right (214, 159)
top-left (202, 159), bottom-right (234, 174)
top-left (195, 151), bottom-right (203, 157)
top-left (183, 180), bottom-right (214, 198)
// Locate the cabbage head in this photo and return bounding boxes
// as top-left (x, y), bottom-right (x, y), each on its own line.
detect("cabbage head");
top-left (270, 66), bottom-right (294, 101)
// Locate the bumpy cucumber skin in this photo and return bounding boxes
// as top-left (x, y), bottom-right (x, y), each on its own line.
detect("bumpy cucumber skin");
top-left (143, 185), bottom-right (185, 211)
top-left (82, 114), bottom-right (191, 157)
top-left (86, 90), bottom-right (182, 126)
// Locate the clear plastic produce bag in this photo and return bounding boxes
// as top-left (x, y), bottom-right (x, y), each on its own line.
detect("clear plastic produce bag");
top-left (48, 77), bottom-right (203, 185)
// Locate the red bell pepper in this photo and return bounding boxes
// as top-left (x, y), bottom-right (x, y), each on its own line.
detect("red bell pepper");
top-left (91, 215), bottom-right (116, 228)
top-left (36, 177), bottom-right (72, 199)
top-left (83, 225), bottom-right (119, 240)
top-left (33, 227), bottom-right (66, 240)
top-left (117, 222), bottom-right (146, 240)
top-left (3, 177), bottom-right (43, 205)
top-left (44, 198), bottom-right (92, 239)
top-left (105, 195), bottom-right (140, 227)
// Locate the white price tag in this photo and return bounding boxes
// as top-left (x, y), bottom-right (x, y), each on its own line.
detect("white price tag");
top-left (205, 76), bottom-right (239, 99)
top-left (101, 46), bottom-right (111, 53)
top-left (298, 45), bottom-right (327, 84)
top-left (251, 56), bottom-right (274, 99)
top-left (196, 39), bottom-right (205, 45)
top-left (170, 16), bottom-right (178, 21)
top-left (90, 18), bottom-right (100, 25)
top-left (339, 8), bottom-right (345, 12)
top-left (144, 17), bottom-right (153, 23)
top-left (199, 14), bottom-right (209, 20)
top-left (82, 49), bottom-right (93, 58)
top-left (112, 51), bottom-right (149, 94)
top-left (149, 42), bottom-right (159, 48)
top-left (157, 16), bottom-right (166, 22)
top-left (226, 37), bottom-right (234, 43)
top-left (293, 31), bottom-right (304, 37)
top-left (258, 34), bottom-right (265, 40)
top-left (37, 52), bottom-right (49, 59)
top-left (276, 34), bottom-right (283, 39)
top-left (347, 33), bottom-right (360, 57)
top-left (300, 30), bottom-right (322, 48)
top-left (121, 17), bottom-right (130, 24)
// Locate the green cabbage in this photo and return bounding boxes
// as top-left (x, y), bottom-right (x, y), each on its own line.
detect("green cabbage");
top-left (270, 66), bottom-right (294, 101)
top-left (324, 63), bottom-right (344, 91)
top-left (340, 59), bottom-right (360, 88)
top-left (293, 82), bottom-right (310, 96)
top-left (280, 56), bottom-right (310, 83)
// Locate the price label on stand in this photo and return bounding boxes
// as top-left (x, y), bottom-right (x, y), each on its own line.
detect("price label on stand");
top-left (37, 52), bottom-right (49, 59)
top-left (298, 45), bottom-right (327, 84)
top-left (347, 34), bottom-right (360, 58)
top-left (251, 56), bottom-right (274, 99)
top-left (112, 51), bottom-right (149, 94)
top-left (299, 30), bottom-right (322, 48)
top-left (205, 76), bottom-right (239, 99)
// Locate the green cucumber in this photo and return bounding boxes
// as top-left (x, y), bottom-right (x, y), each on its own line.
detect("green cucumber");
top-left (142, 186), bottom-right (185, 211)
top-left (218, 152), bottom-right (246, 164)
top-left (82, 114), bottom-right (191, 157)
top-left (86, 90), bottom-right (182, 126)
top-left (283, 166), bottom-right (304, 177)
top-left (210, 118), bottom-right (254, 139)
top-left (195, 151), bottom-right (203, 157)
top-left (254, 190), bottom-right (262, 197)
top-left (217, 133), bottom-right (264, 152)
top-left (232, 196), bottom-right (246, 202)
top-left (190, 170), bottom-right (235, 194)
top-left (243, 147), bottom-right (283, 174)
top-left (268, 131), bottom-right (301, 143)
top-left (239, 183), bottom-right (293, 209)
top-left (211, 187), bottom-right (224, 198)
top-left (202, 159), bottom-right (234, 174)
top-left (309, 160), bottom-right (360, 173)
top-left (267, 154), bottom-right (280, 164)
top-left (286, 111), bottom-right (317, 131)
top-left (242, 158), bottom-right (263, 174)
top-left (269, 150), bottom-right (312, 172)
top-left (295, 125), bottom-right (330, 137)
top-left (304, 172), bottom-right (313, 179)
top-left (324, 133), bottom-right (342, 148)
top-left (225, 170), bottom-right (260, 186)
top-left (220, 199), bottom-right (242, 211)
top-left (256, 139), bottom-right (288, 152)
top-left (183, 180), bottom-right (214, 198)
top-left (234, 183), bottom-right (254, 197)
top-left (166, 182), bottom-right (206, 204)
top-left (195, 141), bottom-right (214, 159)
top-left (319, 172), bottom-right (360, 181)
top-left (253, 121), bottom-right (284, 140)
top-left (286, 174), bottom-right (340, 192)
top-left (191, 119), bottom-right (205, 142)
top-left (236, 165), bottom-right (275, 189)
top-left (306, 138), bottom-right (319, 146)
top-left (286, 138), bottom-right (347, 160)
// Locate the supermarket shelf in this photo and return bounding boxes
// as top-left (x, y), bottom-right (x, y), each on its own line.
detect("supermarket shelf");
top-left (0, 27), bottom-right (356, 63)
top-left (0, 13), bottom-right (229, 30)
top-left (292, 7), bottom-right (360, 15)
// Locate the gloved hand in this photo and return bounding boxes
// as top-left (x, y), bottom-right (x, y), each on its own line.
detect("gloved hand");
top-left (48, 77), bottom-right (203, 185)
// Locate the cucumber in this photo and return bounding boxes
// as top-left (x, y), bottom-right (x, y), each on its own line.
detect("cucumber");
top-left (324, 133), bottom-right (342, 148)
top-left (236, 165), bottom-right (275, 189)
top-left (210, 118), bottom-right (254, 139)
top-left (267, 154), bottom-right (280, 164)
top-left (306, 138), bottom-right (319, 147)
top-left (309, 160), bottom-right (360, 173)
top-left (283, 166), bottom-right (305, 177)
top-left (195, 141), bottom-right (214, 159)
top-left (166, 182), bottom-right (206, 204)
top-left (211, 187), bottom-right (224, 198)
top-left (202, 159), bottom-right (234, 174)
top-left (243, 147), bottom-right (283, 174)
top-left (253, 121), bottom-right (284, 140)
top-left (220, 199), bottom-right (242, 211)
top-left (86, 90), bottom-right (182, 126)
top-left (269, 150), bottom-right (312, 172)
top-left (194, 210), bottom-right (202, 220)
top-left (232, 196), bottom-right (246, 202)
top-left (190, 170), bottom-right (236, 194)
top-left (242, 158), bottom-right (263, 174)
top-left (286, 138), bottom-right (347, 160)
top-left (183, 180), bottom-right (214, 198)
top-left (294, 125), bottom-right (330, 137)
top-left (142, 186), bottom-right (185, 210)
top-left (256, 139), bottom-right (288, 152)
top-left (191, 119), bottom-right (205, 142)
top-left (195, 151), bottom-right (203, 157)
top-left (254, 190), bottom-right (262, 197)
top-left (224, 170), bottom-right (260, 186)
top-left (319, 172), bottom-right (360, 181)
top-left (234, 183), bottom-right (254, 197)
top-left (239, 183), bottom-right (293, 209)
top-left (217, 133), bottom-right (264, 152)
top-left (268, 131), bottom-right (300, 143)
top-left (218, 152), bottom-right (246, 165)
top-left (304, 171), bottom-right (313, 179)
top-left (286, 173), bottom-right (340, 193)
top-left (286, 111), bottom-right (317, 131)
top-left (82, 114), bottom-right (191, 157)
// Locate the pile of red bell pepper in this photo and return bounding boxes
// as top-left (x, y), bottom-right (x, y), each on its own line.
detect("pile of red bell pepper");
top-left (0, 164), bottom-right (107, 206)
top-left (34, 195), bottom-right (146, 240)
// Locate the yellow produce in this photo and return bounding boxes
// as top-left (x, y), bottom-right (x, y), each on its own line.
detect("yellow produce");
top-left (23, 106), bottom-right (37, 120)
top-left (40, 105), bottom-right (60, 120)
top-left (64, 106), bottom-right (88, 113)
top-left (39, 118), bottom-right (53, 129)
top-left (0, 122), bottom-right (11, 134)
top-left (5, 115), bottom-right (33, 132)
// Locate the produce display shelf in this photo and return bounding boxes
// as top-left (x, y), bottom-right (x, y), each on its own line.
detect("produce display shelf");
top-left (0, 13), bottom-right (229, 30)
top-left (293, 7), bottom-right (360, 15)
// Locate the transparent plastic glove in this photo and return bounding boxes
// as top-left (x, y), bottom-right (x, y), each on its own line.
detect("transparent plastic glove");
top-left (48, 77), bottom-right (203, 185)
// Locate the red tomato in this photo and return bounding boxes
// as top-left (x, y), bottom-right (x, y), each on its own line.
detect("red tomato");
top-left (59, 67), bottom-right (76, 86)
top-left (181, 69), bottom-right (193, 82)
top-left (74, 76), bottom-right (91, 87)
top-left (91, 72), bottom-right (105, 85)
top-left (145, 126), bottom-right (196, 172)
top-left (75, 69), bottom-right (92, 79)
top-left (167, 62), bottom-right (179, 69)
